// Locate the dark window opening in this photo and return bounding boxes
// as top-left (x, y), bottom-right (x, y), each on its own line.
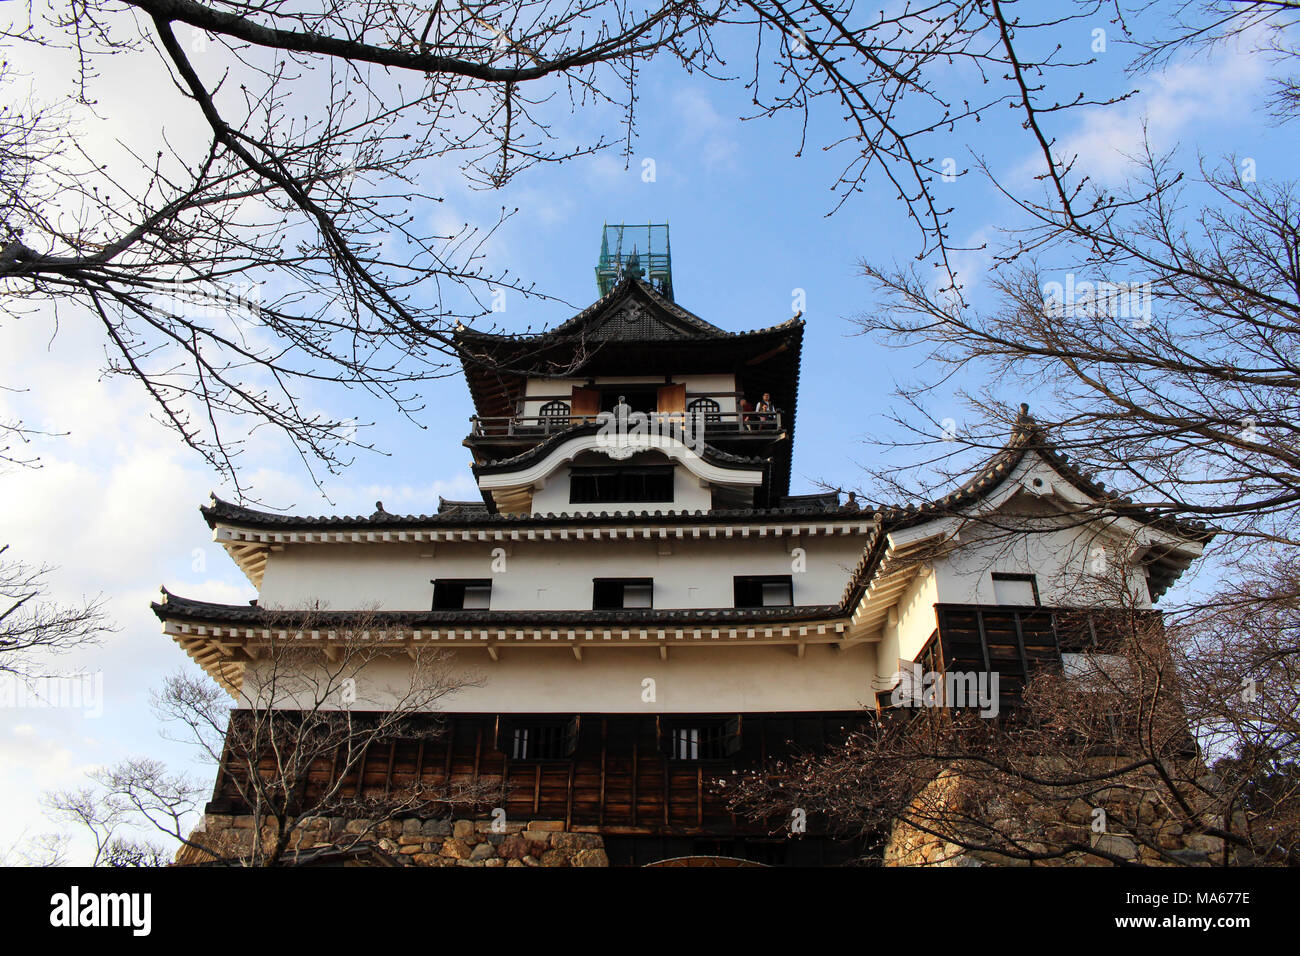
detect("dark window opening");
top-left (593, 578), bottom-right (654, 610)
top-left (432, 578), bottom-right (492, 610)
top-left (570, 466), bottom-right (674, 504)
top-left (991, 572), bottom-right (1040, 606)
top-left (734, 575), bottom-right (794, 608)
top-left (600, 388), bottom-right (658, 414)
top-left (512, 725), bottom-right (560, 760)
top-left (662, 717), bottom-right (741, 760)
top-left (498, 716), bottom-right (580, 761)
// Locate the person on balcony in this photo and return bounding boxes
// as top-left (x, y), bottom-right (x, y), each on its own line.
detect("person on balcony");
top-left (740, 397), bottom-right (755, 430)
top-left (755, 393), bottom-right (777, 428)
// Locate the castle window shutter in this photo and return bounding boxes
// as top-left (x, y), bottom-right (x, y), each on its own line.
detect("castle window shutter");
top-left (657, 383), bottom-right (686, 414)
top-left (724, 716), bottom-right (743, 756)
top-left (563, 715), bottom-right (581, 756)
top-left (571, 386), bottom-right (600, 422)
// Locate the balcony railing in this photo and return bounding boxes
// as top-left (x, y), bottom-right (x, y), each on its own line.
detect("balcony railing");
top-left (469, 410), bottom-right (783, 438)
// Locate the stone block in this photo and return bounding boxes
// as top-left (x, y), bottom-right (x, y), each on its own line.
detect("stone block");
top-left (440, 839), bottom-right (473, 860)
top-left (421, 819), bottom-right (451, 837)
top-left (452, 820), bottom-right (476, 842)
top-left (498, 836), bottom-right (529, 860)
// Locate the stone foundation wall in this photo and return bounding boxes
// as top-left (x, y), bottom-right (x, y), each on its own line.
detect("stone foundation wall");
top-left (882, 767), bottom-right (1242, 867)
top-left (179, 815), bottom-right (609, 867)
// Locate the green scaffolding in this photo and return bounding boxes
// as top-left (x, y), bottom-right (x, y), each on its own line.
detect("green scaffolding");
top-left (596, 223), bottom-right (673, 300)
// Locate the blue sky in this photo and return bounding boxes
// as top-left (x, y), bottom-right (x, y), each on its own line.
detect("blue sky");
top-left (0, 3), bottom-right (1287, 859)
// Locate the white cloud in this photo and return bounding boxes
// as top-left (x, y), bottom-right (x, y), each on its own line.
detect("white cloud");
top-left (1013, 35), bottom-right (1271, 186)
top-left (671, 87), bottom-right (739, 172)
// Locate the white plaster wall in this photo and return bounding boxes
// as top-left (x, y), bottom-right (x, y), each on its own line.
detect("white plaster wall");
top-left (257, 535), bottom-right (866, 612)
top-left (875, 568), bottom-right (940, 686)
top-left (237, 642), bottom-right (879, 714)
top-left (929, 507), bottom-right (1152, 609)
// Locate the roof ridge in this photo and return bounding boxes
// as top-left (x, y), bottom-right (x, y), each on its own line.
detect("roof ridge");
top-left (453, 276), bottom-right (802, 343)
top-left (201, 496), bottom-right (867, 529)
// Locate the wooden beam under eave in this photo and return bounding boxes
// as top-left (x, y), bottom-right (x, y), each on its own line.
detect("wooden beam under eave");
top-left (487, 645), bottom-right (499, 662)
top-left (571, 646), bottom-right (583, 662)
top-left (659, 646), bottom-right (669, 661)
top-left (796, 639), bottom-right (807, 659)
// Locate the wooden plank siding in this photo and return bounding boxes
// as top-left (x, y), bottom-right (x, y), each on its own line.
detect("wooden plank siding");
top-left (876, 604), bottom-right (1164, 712)
top-left (207, 711), bottom-right (870, 837)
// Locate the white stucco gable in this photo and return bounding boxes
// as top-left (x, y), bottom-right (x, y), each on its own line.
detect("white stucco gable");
top-left (475, 430), bottom-right (764, 515)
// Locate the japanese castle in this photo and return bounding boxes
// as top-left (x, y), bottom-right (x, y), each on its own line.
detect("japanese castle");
top-left (154, 224), bottom-right (1206, 866)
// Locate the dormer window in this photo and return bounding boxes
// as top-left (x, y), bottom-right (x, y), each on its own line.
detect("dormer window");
top-left (570, 465), bottom-right (673, 504)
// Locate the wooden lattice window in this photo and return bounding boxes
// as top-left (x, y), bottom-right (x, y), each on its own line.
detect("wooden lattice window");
top-left (687, 397), bottom-right (721, 424)
top-left (539, 400), bottom-right (570, 429)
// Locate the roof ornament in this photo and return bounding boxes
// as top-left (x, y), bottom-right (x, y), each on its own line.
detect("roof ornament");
top-left (372, 501), bottom-right (389, 518)
top-left (625, 249), bottom-right (644, 279)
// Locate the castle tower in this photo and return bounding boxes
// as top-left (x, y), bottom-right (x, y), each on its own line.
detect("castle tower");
top-left (153, 226), bottom-right (1207, 866)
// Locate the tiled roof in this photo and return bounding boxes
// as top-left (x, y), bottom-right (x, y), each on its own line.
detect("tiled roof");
top-left (201, 494), bottom-right (863, 532)
top-left (152, 590), bottom-right (844, 627)
top-left (836, 405), bottom-right (1214, 608)
top-left (436, 497), bottom-right (489, 516)
top-left (453, 274), bottom-right (802, 344)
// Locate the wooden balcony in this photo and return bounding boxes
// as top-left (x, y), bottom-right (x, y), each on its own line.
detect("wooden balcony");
top-left (883, 604), bottom-right (1164, 712)
top-left (468, 409), bottom-right (783, 440)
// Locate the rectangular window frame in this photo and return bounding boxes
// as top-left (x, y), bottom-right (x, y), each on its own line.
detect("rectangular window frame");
top-left (733, 574), bottom-right (795, 608)
top-left (569, 465), bottom-right (674, 504)
top-left (660, 717), bottom-right (742, 761)
top-left (592, 577), bottom-right (654, 610)
top-left (431, 578), bottom-right (493, 611)
top-left (991, 572), bottom-right (1041, 607)
top-left (496, 715), bottom-right (580, 762)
